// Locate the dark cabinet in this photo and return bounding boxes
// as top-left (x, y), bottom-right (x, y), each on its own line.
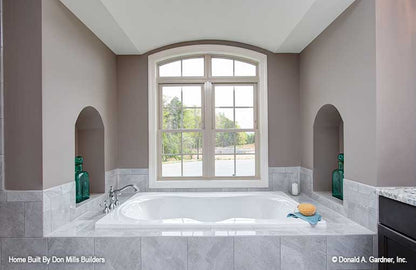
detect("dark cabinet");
top-left (378, 196), bottom-right (416, 270)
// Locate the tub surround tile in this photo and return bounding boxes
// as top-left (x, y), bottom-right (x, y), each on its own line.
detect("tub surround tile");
top-left (298, 167), bottom-right (378, 232)
top-left (343, 179), bottom-right (378, 232)
top-left (49, 191), bottom-right (71, 232)
top-left (327, 235), bottom-right (373, 270)
top-left (2, 238), bottom-right (48, 270)
top-left (48, 238), bottom-right (94, 270)
top-left (24, 202), bottom-right (43, 237)
top-left (234, 236), bottom-right (280, 270)
top-left (299, 167), bottom-right (312, 196)
top-left (188, 237), bottom-right (233, 270)
top-left (141, 237), bottom-right (187, 270)
top-left (94, 237), bottom-right (141, 270)
top-left (281, 236), bottom-right (326, 270)
top-left (0, 202), bottom-right (25, 237)
top-left (6, 191), bottom-right (43, 202)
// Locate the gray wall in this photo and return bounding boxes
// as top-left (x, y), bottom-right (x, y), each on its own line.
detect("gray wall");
top-left (41, 0), bottom-right (117, 189)
top-left (117, 41), bottom-right (301, 168)
top-left (3, 0), bottom-right (43, 190)
top-left (375, 0), bottom-right (416, 186)
top-left (300, 0), bottom-right (378, 186)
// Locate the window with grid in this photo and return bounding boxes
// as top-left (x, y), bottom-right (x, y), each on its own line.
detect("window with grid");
top-left (157, 55), bottom-right (260, 180)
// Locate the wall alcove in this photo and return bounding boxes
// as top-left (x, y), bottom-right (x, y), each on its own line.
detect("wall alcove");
top-left (75, 106), bottom-right (105, 194)
top-left (313, 104), bottom-right (344, 194)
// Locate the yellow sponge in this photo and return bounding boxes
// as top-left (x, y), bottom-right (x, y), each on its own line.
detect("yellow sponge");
top-left (297, 203), bottom-right (316, 216)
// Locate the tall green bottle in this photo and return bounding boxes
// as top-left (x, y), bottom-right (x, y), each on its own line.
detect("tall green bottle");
top-left (75, 156), bottom-right (90, 203)
top-left (332, 153), bottom-right (344, 200)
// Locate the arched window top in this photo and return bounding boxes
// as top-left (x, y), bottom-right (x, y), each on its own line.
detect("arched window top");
top-left (158, 55), bottom-right (257, 78)
top-left (148, 44), bottom-right (268, 189)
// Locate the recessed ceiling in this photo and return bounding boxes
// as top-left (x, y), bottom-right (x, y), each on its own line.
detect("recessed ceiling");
top-left (60, 0), bottom-right (355, 55)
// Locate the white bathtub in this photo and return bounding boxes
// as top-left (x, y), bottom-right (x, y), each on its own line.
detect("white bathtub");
top-left (95, 192), bottom-right (326, 229)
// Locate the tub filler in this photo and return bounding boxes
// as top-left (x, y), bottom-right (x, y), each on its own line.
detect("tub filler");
top-left (95, 192), bottom-right (326, 229)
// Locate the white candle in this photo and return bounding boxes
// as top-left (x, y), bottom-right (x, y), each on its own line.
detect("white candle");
top-left (291, 182), bottom-right (299, 196)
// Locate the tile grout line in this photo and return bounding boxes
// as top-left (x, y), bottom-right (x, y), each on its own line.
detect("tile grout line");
top-left (232, 237), bottom-right (235, 270)
top-left (139, 237), bottom-right (142, 270)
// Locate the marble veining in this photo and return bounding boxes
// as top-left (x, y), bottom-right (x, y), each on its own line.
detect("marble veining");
top-left (377, 187), bottom-right (416, 207)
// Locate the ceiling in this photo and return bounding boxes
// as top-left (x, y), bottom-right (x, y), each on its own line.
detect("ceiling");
top-left (60, 0), bottom-right (355, 55)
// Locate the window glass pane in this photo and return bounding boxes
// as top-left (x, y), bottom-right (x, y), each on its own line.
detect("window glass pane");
top-left (235, 108), bottom-right (253, 129)
top-left (215, 86), bottom-right (233, 107)
top-left (212, 58), bottom-right (233, 76)
top-left (215, 108), bottom-right (234, 129)
top-left (236, 132), bottom-right (255, 154)
top-left (215, 132), bottom-right (235, 154)
top-left (183, 155), bottom-right (202, 176)
top-left (162, 86), bottom-right (181, 105)
top-left (182, 86), bottom-right (201, 107)
top-left (162, 106), bottom-right (182, 130)
top-left (235, 86), bottom-right (254, 107)
top-left (162, 132), bottom-right (181, 155)
top-left (183, 108), bottom-right (201, 129)
top-left (162, 155), bottom-right (181, 176)
top-left (182, 58), bottom-right (204, 77)
top-left (234, 60), bottom-right (256, 76)
top-left (159, 60), bottom-right (181, 77)
top-left (215, 155), bottom-right (235, 176)
top-left (182, 132), bottom-right (202, 154)
top-left (235, 155), bottom-right (255, 176)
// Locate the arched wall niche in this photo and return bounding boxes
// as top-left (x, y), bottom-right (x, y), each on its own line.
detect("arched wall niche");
top-left (75, 106), bottom-right (105, 194)
top-left (313, 104), bottom-right (344, 193)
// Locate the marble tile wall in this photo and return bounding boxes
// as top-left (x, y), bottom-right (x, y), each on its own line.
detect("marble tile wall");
top-left (43, 174), bottom-right (112, 236)
top-left (0, 235), bottom-right (376, 270)
top-left (299, 167), bottom-right (378, 232)
top-left (115, 167), bottom-right (300, 193)
top-left (0, 191), bottom-right (43, 238)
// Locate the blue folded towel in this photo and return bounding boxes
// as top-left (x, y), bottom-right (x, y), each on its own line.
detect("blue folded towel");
top-left (287, 212), bottom-right (322, 225)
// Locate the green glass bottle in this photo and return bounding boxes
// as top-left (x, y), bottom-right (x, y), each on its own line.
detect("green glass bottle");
top-left (75, 156), bottom-right (90, 203)
top-left (332, 153), bottom-right (344, 200)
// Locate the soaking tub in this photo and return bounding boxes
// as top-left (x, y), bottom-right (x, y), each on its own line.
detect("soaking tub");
top-left (95, 192), bottom-right (326, 229)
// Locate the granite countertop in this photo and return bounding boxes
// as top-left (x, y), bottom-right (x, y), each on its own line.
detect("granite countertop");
top-left (377, 187), bottom-right (416, 207)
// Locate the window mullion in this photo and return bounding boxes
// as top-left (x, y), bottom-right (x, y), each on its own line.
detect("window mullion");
top-left (203, 81), bottom-right (214, 177)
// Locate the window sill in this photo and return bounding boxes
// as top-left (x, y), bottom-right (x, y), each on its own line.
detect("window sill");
top-left (149, 178), bottom-right (269, 189)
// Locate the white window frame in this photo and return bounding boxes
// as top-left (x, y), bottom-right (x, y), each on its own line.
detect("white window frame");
top-left (148, 44), bottom-right (268, 188)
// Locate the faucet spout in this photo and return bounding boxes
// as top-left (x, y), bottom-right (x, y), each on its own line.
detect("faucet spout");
top-left (114, 184), bottom-right (139, 194)
top-left (105, 184), bottom-right (139, 212)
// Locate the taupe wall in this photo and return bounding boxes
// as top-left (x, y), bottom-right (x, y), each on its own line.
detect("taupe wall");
top-left (117, 41), bottom-right (300, 168)
top-left (375, 0), bottom-right (416, 186)
top-left (117, 55), bottom-right (148, 168)
top-left (300, 0), bottom-right (378, 186)
top-left (41, 0), bottom-right (117, 189)
top-left (3, 0), bottom-right (43, 190)
top-left (313, 105), bottom-right (344, 191)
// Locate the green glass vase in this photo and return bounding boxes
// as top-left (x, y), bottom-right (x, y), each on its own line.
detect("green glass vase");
top-left (332, 153), bottom-right (344, 200)
top-left (75, 156), bottom-right (90, 203)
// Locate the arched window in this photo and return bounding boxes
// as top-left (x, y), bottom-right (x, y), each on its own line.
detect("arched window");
top-left (148, 45), bottom-right (268, 188)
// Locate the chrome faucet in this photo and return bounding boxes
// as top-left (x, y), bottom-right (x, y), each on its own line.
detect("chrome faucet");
top-left (103, 184), bottom-right (139, 213)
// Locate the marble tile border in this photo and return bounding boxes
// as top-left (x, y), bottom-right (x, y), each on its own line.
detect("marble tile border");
top-left (42, 173), bottom-right (114, 236)
top-left (299, 167), bottom-right (378, 232)
top-left (116, 167), bottom-right (301, 193)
